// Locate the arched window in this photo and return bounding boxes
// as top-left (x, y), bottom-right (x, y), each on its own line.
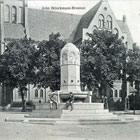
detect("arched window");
top-left (106, 15), bottom-right (112, 30)
top-left (115, 90), bottom-right (118, 97)
top-left (98, 14), bottom-right (104, 28)
top-left (35, 89), bottom-right (38, 98)
top-left (40, 89), bottom-right (43, 98)
top-left (92, 25), bottom-right (98, 31)
top-left (23, 90), bottom-right (27, 97)
top-left (5, 5), bottom-right (10, 22)
top-left (18, 89), bottom-right (21, 97)
top-left (12, 6), bottom-right (17, 23)
top-left (113, 28), bottom-right (119, 37)
top-left (110, 90), bottom-right (113, 97)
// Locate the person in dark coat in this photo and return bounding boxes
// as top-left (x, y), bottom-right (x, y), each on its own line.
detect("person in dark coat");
top-left (66, 92), bottom-right (74, 111)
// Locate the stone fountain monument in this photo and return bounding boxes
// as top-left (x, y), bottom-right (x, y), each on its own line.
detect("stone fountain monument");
top-left (55, 43), bottom-right (92, 103)
top-left (35, 43), bottom-right (123, 123)
top-left (36, 43), bottom-right (120, 123)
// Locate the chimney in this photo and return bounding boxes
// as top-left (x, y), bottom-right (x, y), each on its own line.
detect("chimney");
top-left (123, 15), bottom-right (127, 24)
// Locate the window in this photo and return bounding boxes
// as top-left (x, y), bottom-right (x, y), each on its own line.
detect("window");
top-left (115, 90), bottom-right (118, 97)
top-left (92, 25), bottom-right (98, 31)
top-left (113, 28), bottom-right (119, 37)
top-left (110, 90), bottom-right (113, 97)
top-left (12, 6), bottom-right (17, 23)
top-left (18, 89), bottom-right (27, 97)
top-left (98, 14), bottom-right (104, 28)
top-left (18, 89), bottom-right (21, 97)
top-left (24, 90), bottom-right (27, 97)
top-left (119, 90), bottom-right (122, 97)
top-left (5, 5), bottom-right (10, 22)
top-left (106, 15), bottom-right (112, 30)
top-left (104, 7), bottom-right (107, 11)
top-left (19, 7), bottom-right (23, 24)
top-left (40, 89), bottom-right (43, 98)
top-left (35, 89), bottom-right (38, 98)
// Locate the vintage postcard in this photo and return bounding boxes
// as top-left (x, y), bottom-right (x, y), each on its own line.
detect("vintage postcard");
top-left (0, 0), bottom-right (140, 140)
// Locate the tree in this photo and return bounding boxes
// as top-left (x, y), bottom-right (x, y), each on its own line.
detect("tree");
top-left (0, 37), bottom-right (36, 111)
top-left (80, 30), bottom-right (125, 96)
top-left (35, 33), bottom-right (65, 91)
top-left (126, 44), bottom-right (140, 93)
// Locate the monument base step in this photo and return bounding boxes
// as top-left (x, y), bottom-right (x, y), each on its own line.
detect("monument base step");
top-left (5, 115), bottom-right (140, 125)
top-left (35, 103), bottom-right (104, 110)
top-left (31, 103), bottom-right (138, 124)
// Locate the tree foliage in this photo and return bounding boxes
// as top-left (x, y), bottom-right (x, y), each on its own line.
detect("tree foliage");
top-left (35, 33), bottom-right (65, 91)
top-left (80, 30), bottom-right (125, 95)
top-left (0, 37), bottom-right (36, 111)
top-left (126, 45), bottom-right (140, 82)
top-left (126, 44), bottom-right (140, 94)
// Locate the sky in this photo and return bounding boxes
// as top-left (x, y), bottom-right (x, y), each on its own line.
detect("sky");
top-left (28, 0), bottom-right (140, 46)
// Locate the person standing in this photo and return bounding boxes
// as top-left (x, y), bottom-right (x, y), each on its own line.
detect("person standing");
top-left (103, 96), bottom-right (108, 109)
top-left (49, 92), bottom-right (58, 110)
top-left (66, 92), bottom-right (74, 111)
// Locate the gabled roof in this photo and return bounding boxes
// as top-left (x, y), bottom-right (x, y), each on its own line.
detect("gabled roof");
top-left (71, 0), bottom-right (102, 43)
top-left (3, 0), bottom-right (133, 49)
top-left (117, 20), bottom-right (133, 49)
top-left (28, 8), bottom-right (82, 41)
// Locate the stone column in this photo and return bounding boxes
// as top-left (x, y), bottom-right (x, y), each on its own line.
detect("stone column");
top-left (88, 91), bottom-right (92, 103)
top-left (60, 43), bottom-right (81, 92)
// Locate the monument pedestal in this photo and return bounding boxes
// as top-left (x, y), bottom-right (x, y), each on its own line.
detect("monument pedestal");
top-left (54, 90), bottom-right (92, 103)
top-left (60, 103), bottom-right (118, 120)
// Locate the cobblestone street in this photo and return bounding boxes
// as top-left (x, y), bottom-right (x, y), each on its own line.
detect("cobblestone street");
top-left (0, 112), bottom-right (140, 140)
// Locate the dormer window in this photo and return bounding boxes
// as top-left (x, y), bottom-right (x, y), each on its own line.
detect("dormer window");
top-left (12, 6), bottom-right (17, 23)
top-left (5, 5), bottom-right (10, 22)
top-left (98, 14), bottom-right (104, 28)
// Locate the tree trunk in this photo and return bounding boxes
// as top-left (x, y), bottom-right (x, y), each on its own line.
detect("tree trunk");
top-left (1, 84), bottom-right (7, 107)
top-left (122, 69), bottom-right (127, 103)
top-left (98, 87), bottom-right (102, 97)
top-left (20, 88), bottom-right (26, 112)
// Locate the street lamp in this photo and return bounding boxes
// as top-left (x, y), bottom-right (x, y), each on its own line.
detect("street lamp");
top-left (133, 92), bottom-right (136, 115)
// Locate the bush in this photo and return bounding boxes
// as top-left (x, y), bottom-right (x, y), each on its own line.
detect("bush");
top-left (11, 100), bottom-right (36, 110)
top-left (26, 100), bottom-right (36, 110)
top-left (92, 95), bottom-right (102, 103)
top-left (108, 98), bottom-right (124, 111)
top-left (11, 101), bottom-right (22, 107)
top-left (129, 94), bottom-right (140, 110)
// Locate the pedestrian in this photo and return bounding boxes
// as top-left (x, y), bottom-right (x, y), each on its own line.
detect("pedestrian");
top-left (103, 96), bottom-right (108, 109)
top-left (66, 92), bottom-right (74, 111)
top-left (49, 92), bottom-right (58, 110)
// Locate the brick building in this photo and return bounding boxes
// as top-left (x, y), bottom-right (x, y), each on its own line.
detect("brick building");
top-left (0, 0), bottom-right (134, 104)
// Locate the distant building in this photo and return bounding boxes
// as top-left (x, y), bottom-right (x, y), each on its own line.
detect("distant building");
top-left (0, 0), bottom-right (134, 104)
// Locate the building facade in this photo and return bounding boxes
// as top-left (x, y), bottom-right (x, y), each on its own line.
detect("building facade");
top-left (0, 0), bottom-right (134, 104)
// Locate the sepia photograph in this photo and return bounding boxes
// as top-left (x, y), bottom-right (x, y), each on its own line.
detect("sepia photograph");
top-left (0, 0), bottom-right (140, 139)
